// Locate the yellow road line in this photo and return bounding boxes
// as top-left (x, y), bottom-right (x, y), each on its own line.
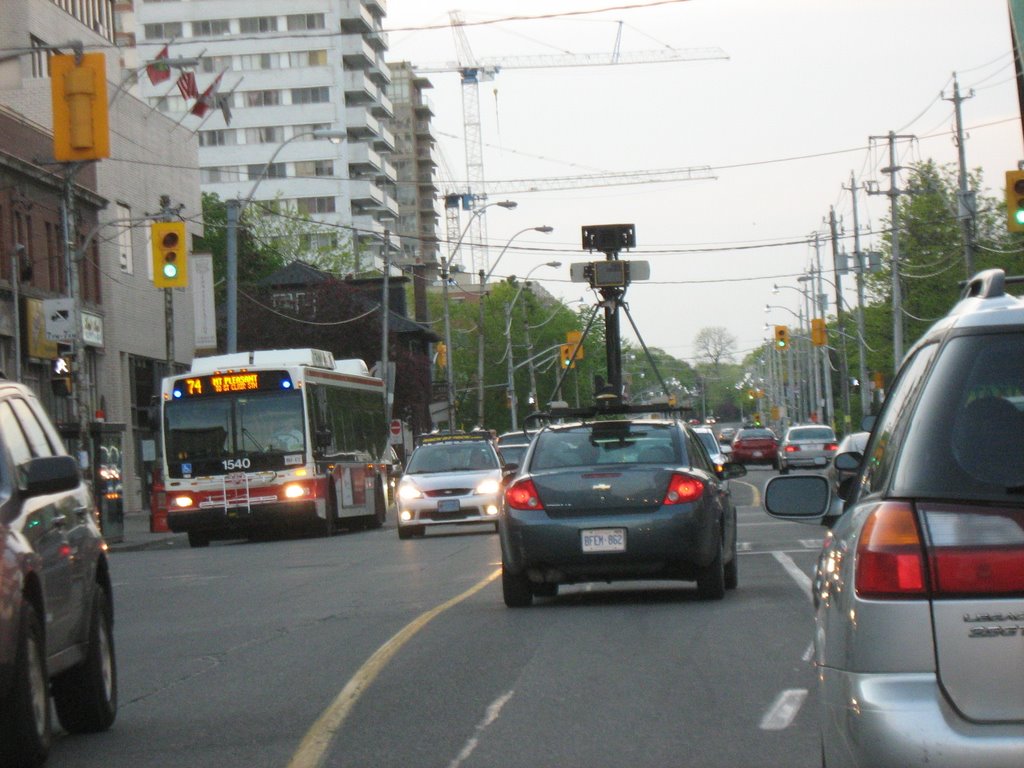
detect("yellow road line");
top-left (287, 568), bottom-right (502, 768)
top-left (734, 479), bottom-right (761, 508)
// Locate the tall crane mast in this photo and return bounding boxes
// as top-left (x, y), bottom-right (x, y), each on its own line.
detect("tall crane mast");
top-left (415, 14), bottom-right (728, 274)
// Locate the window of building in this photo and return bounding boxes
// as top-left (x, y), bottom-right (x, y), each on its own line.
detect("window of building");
top-left (287, 50), bottom-right (329, 68)
top-left (201, 55), bottom-right (233, 74)
top-left (239, 16), bottom-right (279, 34)
top-left (199, 130), bottom-right (236, 147)
top-left (116, 202), bottom-right (133, 274)
top-left (295, 160), bottom-right (334, 178)
top-left (244, 90), bottom-right (281, 108)
top-left (237, 53), bottom-right (274, 71)
top-left (287, 14), bottom-right (325, 31)
top-left (291, 87), bottom-right (330, 105)
top-left (295, 197), bottom-right (336, 215)
top-left (292, 123), bottom-right (333, 140)
top-left (244, 125), bottom-right (285, 144)
top-left (248, 163), bottom-right (286, 181)
top-left (144, 22), bottom-right (183, 39)
top-left (192, 19), bottom-right (231, 36)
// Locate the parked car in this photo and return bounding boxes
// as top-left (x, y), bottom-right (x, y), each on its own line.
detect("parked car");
top-left (0, 379), bottom-right (117, 767)
top-left (499, 417), bottom-right (747, 607)
top-left (495, 429), bottom-right (537, 469)
top-left (762, 269), bottom-right (1024, 767)
top-left (776, 424), bottom-right (838, 473)
top-left (824, 430), bottom-right (869, 493)
top-left (730, 427), bottom-right (779, 467)
top-left (692, 426), bottom-right (729, 471)
top-left (396, 433), bottom-right (503, 538)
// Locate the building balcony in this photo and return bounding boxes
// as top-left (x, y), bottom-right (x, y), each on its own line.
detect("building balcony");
top-left (368, 60), bottom-right (392, 87)
top-left (348, 143), bottom-right (383, 174)
top-left (338, 0), bottom-right (374, 33)
top-left (349, 179), bottom-right (386, 209)
top-left (373, 125), bottom-right (395, 152)
top-left (371, 93), bottom-right (394, 119)
top-left (344, 70), bottom-right (380, 104)
top-left (345, 106), bottom-right (381, 138)
top-left (340, 35), bottom-right (375, 69)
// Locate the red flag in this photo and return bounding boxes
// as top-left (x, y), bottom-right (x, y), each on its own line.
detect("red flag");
top-left (146, 45), bottom-right (171, 85)
top-left (176, 71), bottom-right (198, 100)
top-left (190, 71), bottom-right (224, 118)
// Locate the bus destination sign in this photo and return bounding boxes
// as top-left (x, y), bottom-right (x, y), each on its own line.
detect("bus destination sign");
top-left (173, 370), bottom-right (293, 398)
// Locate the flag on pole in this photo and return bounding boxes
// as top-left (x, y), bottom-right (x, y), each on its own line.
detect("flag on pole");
top-left (146, 45), bottom-right (171, 85)
top-left (216, 93), bottom-right (233, 126)
top-left (176, 71), bottom-right (199, 100)
top-left (190, 71), bottom-right (224, 118)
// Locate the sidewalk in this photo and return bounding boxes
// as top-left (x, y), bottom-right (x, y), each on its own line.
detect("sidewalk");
top-left (105, 511), bottom-right (185, 553)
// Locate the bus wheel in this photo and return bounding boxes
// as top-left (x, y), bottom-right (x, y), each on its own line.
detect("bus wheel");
top-left (369, 482), bottom-right (386, 529)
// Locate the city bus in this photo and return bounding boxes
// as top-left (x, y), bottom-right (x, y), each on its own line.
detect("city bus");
top-left (160, 348), bottom-right (391, 547)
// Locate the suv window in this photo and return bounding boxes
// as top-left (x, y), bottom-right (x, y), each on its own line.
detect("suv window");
top-left (891, 332), bottom-right (1024, 500)
top-left (858, 342), bottom-right (939, 497)
top-left (10, 398), bottom-right (55, 457)
top-left (0, 401), bottom-right (32, 466)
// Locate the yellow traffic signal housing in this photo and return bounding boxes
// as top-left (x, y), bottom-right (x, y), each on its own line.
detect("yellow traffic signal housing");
top-left (151, 221), bottom-right (188, 288)
top-left (559, 344), bottom-right (576, 369)
top-left (774, 325), bottom-right (789, 349)
top-left (811, 318), bottom-right (827, 346)
top-left (50, 53), bottom-right (110, 162)
top-left (435, 342), bottom-right (447, 368)
top-left (1006, 170), bottom-right (1024, 232)
top-left (565, 331), bottom-right (584, 361)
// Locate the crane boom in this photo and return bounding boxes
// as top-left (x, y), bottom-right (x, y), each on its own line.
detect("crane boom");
top-left (414, 47), bottom-right (729, 74)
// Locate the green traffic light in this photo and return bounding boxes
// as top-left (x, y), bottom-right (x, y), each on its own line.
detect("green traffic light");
top-left (163, 262), bottom-right (178, 278)
top-left (1015, 207), bottom-right (1024, 226)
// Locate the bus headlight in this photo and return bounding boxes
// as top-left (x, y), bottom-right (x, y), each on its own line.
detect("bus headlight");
top-left (173, 496), bottom-right (194, 508)
top-left (283, 483), bottom-right (310, 499)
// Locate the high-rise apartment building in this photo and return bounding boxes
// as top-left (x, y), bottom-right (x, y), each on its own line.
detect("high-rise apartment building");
top-left (133, 0), bottom-right (400, 271)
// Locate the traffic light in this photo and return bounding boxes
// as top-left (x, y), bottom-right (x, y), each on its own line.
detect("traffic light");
top-left (50, 53), bottom-right (110, 162)
top-left (811, 318), bottom-right (827, 346)
top-left (50, 355), bottom-right (73, 397)
top-left (151, 221), bottom-right (188, 288)
top-left (1007, 170), bottom-right (1024, 232)
top-left (774, 325), bottom-right (789, 349)
top-left (565, 331), bottom-right (584, 361)
top-left (435, 342), bottom-right (447, 368)
top-left (559, 344), bottom-right (576, 368)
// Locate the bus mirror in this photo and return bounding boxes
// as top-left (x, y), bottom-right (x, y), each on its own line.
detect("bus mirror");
top-left (316, 428), bottom-right (332, 449)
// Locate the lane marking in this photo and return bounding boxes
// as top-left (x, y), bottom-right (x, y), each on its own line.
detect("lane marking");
top-left (772, 551), bottom-right (813, 601)
top-left (759, 688), bottom-right (808, 730)
top-left (287, 568), bottom-right (502, 768)
top-left (447, 690), bottom-right (515, 768)
top-left (732, 479), bottom-right (760, 508)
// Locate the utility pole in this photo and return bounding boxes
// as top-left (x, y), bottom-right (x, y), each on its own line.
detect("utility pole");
top-left (812, 234), bottom-right (835, 431)
top-left (944, 73), bottom-right (977, 277)
top-left (380, 228), bottom-right (392, 422)
top-left (62, 163), bottom-right (91, 467)
top-left (869, 131), bottom-right (914, 369)
top-left (844, 172), bottom-right (871, 418)
top-left (828, 207), bottom-right (852, 433)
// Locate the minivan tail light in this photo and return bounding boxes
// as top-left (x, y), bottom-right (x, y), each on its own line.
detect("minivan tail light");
top-left (923, 505), bottom-right (1024, 596)
top-left (855, 501), bottom-right (927, 598)
top-left (505, 478), bottom-right (544, 511)
top-left (663, 473), bottom-right (704, 505)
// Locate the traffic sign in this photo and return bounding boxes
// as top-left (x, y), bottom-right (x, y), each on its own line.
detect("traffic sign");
top-left (390, 419), bottom-right (402, 437)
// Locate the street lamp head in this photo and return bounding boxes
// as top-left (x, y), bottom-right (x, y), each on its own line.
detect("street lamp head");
top-left (312, 128), bottom-right (347, 144)
top-left (771, 283), bottom-right (780, 294)
top-left (546, 261), bottom-right (561, 268)
top-left (496, 200), bottom-right (518, 210)
top-left (535, 225), bottom-right (554, 233)
top-left (764, 304), bottom-right (771, 313)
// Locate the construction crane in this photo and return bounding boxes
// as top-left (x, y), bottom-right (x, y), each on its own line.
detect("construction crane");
top-left (415, 10), bottom-right (728, 275)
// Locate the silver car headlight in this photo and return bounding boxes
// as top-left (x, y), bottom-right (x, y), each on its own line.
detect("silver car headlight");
top-left (475, 478), bottom-right (500, 496)
top-left (398, 483), bottom-right (423, 501)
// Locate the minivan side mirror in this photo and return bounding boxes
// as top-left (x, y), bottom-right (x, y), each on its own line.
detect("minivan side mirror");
top-left (18, 455), bottom-right (81, 497)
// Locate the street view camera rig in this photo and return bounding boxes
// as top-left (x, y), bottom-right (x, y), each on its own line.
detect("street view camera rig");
top-left (541, 224), bottom-right (685, 421)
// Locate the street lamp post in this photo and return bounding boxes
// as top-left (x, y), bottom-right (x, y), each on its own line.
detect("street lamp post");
top-left (225, 127), bottom-right (346, 353)
top-left (774, 282), bottom-right (822, 423)
top-left (438, 199), bottom-right (516, 429)
top-left (476, 225), bottom-right (553, 427)
top-left (504, 262), bottom-right (561, 430)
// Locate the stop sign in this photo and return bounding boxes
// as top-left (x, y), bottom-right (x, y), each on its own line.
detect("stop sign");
top-left (389, 419), bottom-right (402, 437)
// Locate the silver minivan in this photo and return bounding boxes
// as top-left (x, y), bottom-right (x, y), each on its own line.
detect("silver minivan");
top-left (763, 269), bottom-right (1024, 767)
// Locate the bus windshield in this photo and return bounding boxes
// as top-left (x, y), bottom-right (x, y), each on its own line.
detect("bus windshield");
top-left (164, 390), bottom-right (305, 477)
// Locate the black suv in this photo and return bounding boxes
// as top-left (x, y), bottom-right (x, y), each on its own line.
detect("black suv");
top-left (763, 269), bottom-right (1024, 767)
top-left (0, 380), bottom-right (117, 767)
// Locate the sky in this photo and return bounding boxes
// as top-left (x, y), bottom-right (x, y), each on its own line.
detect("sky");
top-left (383, 0), bottom-right (1023, 366)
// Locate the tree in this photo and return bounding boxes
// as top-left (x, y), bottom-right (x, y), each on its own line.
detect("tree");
top-left (694, 327), bottom-right (737, 371)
